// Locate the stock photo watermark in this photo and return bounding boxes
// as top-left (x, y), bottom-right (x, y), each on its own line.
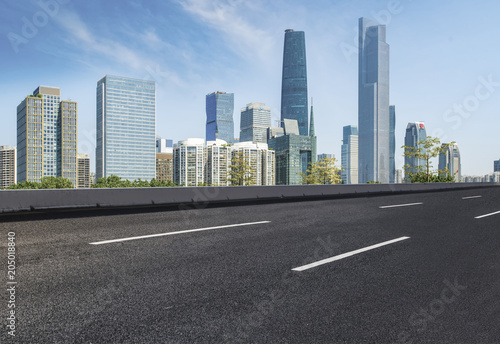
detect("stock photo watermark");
top-left (394, 276), bottom-right (467, 344)
top-left (7, 0), bottom-right (71, 53)
top-left (6, 232), bottom-right (17, 337)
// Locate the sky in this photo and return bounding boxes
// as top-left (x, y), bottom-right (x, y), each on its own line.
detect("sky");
top-left (1, 0), bottom-right (499, 177)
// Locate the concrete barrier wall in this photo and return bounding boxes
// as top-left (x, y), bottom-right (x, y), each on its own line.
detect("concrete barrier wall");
top-left (0, 183), bottom-right (498, 213)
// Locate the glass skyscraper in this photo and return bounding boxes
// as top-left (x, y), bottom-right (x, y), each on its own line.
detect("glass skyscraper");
top-left (239, 103), bottom-right (271, 143)
top-left (495, 159), bottom-right (500, 172)
top-left (206, 92), bottom-right (234, 144)
top-left (341, 125), bottom-right (359, 184)
top-left (439, 143), bottom-right (461, 182)
top-left (281, 29), bottom-right (308, 136)
top-left (358, 18), bottom-right (390, 183)
top-left (404, 122), bottom-right (427, 179)
top-left (96, 75), bottom-right (156, 181)
top-left (389, 105), bottom-right (396, 183)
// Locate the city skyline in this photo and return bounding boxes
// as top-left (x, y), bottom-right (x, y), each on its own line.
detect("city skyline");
top-left (1, 1), bottom-right (499, 177)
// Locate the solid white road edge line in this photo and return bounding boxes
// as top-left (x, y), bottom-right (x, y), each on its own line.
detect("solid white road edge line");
top-left (379, 202), bottom-right (423, 209)
top-left (292, 236), bottom-right (411, 272)
top-left (475, 211), bottom-right (500, 219)
top-left (90, 221), bottom-right (271, 245)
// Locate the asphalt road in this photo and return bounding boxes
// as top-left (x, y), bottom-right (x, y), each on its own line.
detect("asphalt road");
top-left (1, 187), bottom-right (500, 343)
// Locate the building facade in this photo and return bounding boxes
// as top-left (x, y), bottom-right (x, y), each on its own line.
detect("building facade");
top-left (494, 159), bottom-right (500, 172)
top-left (317, 153), bottom-right (334, 161)
top-left (156, 153), bottom-right (174, 183)
top-left (206, 92), bottom-right (234, 144)
top-left (281, 29), bottom-right (308, 136)
top-left (16, 86), bottom-right (77, 186)
top-left (0, 146), bottom-right (17, 188)
top-left (232, 142), bottom-right (275, 186)
top-left (268, 133), bottom-right (312, 185)
top-left (389, 105), bottom-right (396, 183)
top-left (156, 137), bottom-right (173, 154)
top-left (205, 140), bottom-right (232, 186)
top-left (341, 125), bottom-right (359, 184)
top-left (404, 122), bottom-right (427, 179)
top-left (96, 75), bottom-right (156, 181)
top-left (239, 103), bottom-right (271, 144)
top-left (438, 143), bottom-right (461, 182)
top-left (173, 138), bottom-right (205, 186)
top-left (358, 18), bottom-right (391, 184)
top-left (77, 153), bottom-right (90, 188)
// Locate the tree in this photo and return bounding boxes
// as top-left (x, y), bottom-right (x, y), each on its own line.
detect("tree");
top-left (300, 157), bottom-right (342, 185)
top-left (227, 151), bottom-right (255, 186)
top-left (402, 136), bottom-right (456, 183)
top-left (7, 176), bottom-right (74, 189)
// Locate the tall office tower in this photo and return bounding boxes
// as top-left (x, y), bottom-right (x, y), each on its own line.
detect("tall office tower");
top-left (17, 86), bottom-right (78, 185)
top-left (0, 146), bottom-right (17, 188)
top-left (156, 152), bottom-right (173, 183)
top-left (358, 18), bottom-right (390, 184)
top-left (205, 139), bottom-right (232, 186)
top-left (206, 92), bottom-right (234, 144)
top-left (389, 105), bottom-right (396, 183)
top-left (494, 159), bottom-right (500, 172)
top-left (156, 137), bottom-right (173, 154)
top-left (439, 143), bottom-right (461, 182)
top-left (309, 100), bottom-right (317, 165)
top-left (341, 125), bottom-right (359, 184)
top-left (239, 103), bottom-right (271, 143)
top-left (281, 29), bottom-right (308, 136)
top-left (96, 75), bottom-right (156, 181)
top-left (404, 122), bottom-right (427, 179)
top-left (318, 153), bottom-right (334, 160)
top-left (268, 119), bottom-right (312, 185)
top-left (173, 138), bottom-right (205, 186)
top-left (232, 142), bottom-right (275, 186)
top-left (77, 153), bottom-right (90, 188)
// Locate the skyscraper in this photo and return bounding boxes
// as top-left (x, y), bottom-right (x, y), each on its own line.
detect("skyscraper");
top-left (77, 153), bottom-right (90, 188)
top-left (0, 146), bottom-right (17, 188)
top-left (341, 125), bottom-right (359, 184)
top-left (173, 138), bottom-right (205, 186)
top-left (239, 103), bottom-right (271, 143)
top-left (96, 75), bottom-right (156, 181)
top-left (206, 92), bottom-right (234, 144)
top-left (358, 18), bottom-right (390, 183)
top-left (281, 29), bottom-right (308, 136)
top-left (309, 100), bottom-right (317, 165)
top-left (16, 86), bottom-right (77, 186)
top-left (389, 105), bottom-right (396, 183)
top-left (439, 143), bottom-right (461, 182)
top-left (404, 122), bottom-right (427, 179)
top-left (494, 159), bottom-right (500, 172)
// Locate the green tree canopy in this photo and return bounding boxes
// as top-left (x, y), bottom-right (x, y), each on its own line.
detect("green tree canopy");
top-left (227, 151), bottom-right (255, 186)
top-left (300, 157), bottom-right (342, 185)
top-left (7, 176), bottom-right (74, 189)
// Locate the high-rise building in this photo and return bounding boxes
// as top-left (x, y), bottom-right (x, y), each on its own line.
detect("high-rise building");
top-left (494, 159), bottom-right (500, 172)
top-left (439, 143), bottom-right (461, 182)
top-left (341, 125), bottom-right (359, 184)
top-left (395, 169), bottom-right (403, 184)
top-left (281, 29), bottom-right (308, 136)
top-left (96, 75), bottom-right (156, 181)
top-left (358, 18), bottom-right (390, 184)
top-left (0, 146), bottom-right (17, 188)
top-left (404, 122), bottom-right (427, 179)
top-left (77, 153), bottom-right (90, 188)
top-left (205, 139), bottom-right (232, 186)
top-left (173, 138), bottom-right (205, 186)
top-left (206, 92), bottom-right (234, 144)
top-left (16, 86), bottom-right (77, 186)
top-left (232, 142), bottom-right (275, 186)
top-left (389, 105), bottom-right (396, 183)
top-left (317, 153), bottom-right (334, 161)
top-left (309, 100), bottom-right (317, 165)
top-left (156, 152), bottom-right (173, 183)
top-left (239, 103), bottom-right (271, 143)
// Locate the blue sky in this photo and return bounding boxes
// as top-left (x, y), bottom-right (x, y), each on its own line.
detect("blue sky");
top-left (1, 0), bottom-right (499, 176)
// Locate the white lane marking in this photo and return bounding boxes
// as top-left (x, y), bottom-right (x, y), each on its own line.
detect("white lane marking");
top-left (462, 195), bottom-right (482, 200)
top-left (475, 211), bottom-right (500, 219)
top-left (90, 221), bottom-right (271, 245)
top-left (292, 237), bottom-right (410, 272)
top-left (379, 202), bottom-right (423, 209)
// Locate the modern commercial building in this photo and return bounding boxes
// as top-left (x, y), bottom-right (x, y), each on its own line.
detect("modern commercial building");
top-left (96, 75), bottom-right (156, 181)
top-left (317, 153), bottom-right (334, 161)
top-left (494, 159), bottom-right (500, 172)
top-left (156, 137), bottom-right (173, 154)
top-left (239, 103), bottom-right (271, 144)
top-left (205, 139), bottom-right (232, 186)
top-left (173, 138), bottom-right (205, 186)
top-left (309, 100), bottom-right (317, 165)
top-left (358, 18), bottom-right (391, 184)
top-left (0, 146), bottom-right (17, 188)
top-left (404, 122), bottom-right (427, 179)
top-left (341, 125), bottom-right (359, 184)
top-left (438, 143), bottom-right (461, 182)
top-left (389, 105), bottom-right (396, 183)
top-left (77, 153), bottom-right (90, 188)
top-left (156, 152), bottom-right (173, 183)
top-left (395, 169), bottom-right (403, 184)
top-left (16, 86), bottom-right (77, 186)
top-left (281, 29), bottom-right (308, 136)
top-left (206, 92), bottom-right (234, 144)
top-left (232, 142), bottom-right (275, 186)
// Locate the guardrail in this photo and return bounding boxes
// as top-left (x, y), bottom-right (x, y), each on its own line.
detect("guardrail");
top-left (0, 183), bottom-right (498, 213)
